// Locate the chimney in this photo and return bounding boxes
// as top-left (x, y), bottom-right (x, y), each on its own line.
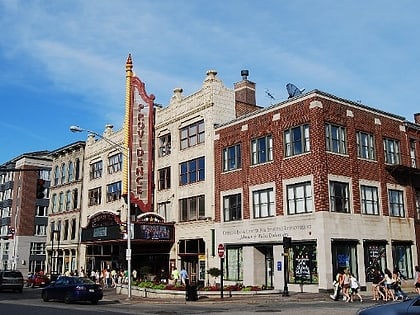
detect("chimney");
top-left (234, 70), bottom-right (256, 106)
top-left (414, 113), bottom-right (420, 124)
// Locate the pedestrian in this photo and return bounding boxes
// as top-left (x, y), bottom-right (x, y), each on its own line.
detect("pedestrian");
top-left (414, 265), bottom-right (420, 295)
top-left (79, 267), bottom-right (85, 277)
top-left (393, 269), bottom-right (408, 300)
top-left (378, 268), bottom-right (395, 301)
top-left (180, 267), bottom-right (189, 286)
top-left (132, 269), bottom-right (137, 281)
top-left (330, 269), bottom-right (344, 301)
top-left (371, 268), bottom-right (385, 301)
top-left (342, 269), bottom-right (351, 302)
top-left (171, 267), bottom-right (180, 285)
top-left (349, 273), bottom-right (363, 302)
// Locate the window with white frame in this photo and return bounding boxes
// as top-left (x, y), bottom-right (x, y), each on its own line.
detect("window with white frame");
top-left (88, 187), bottom-right (102, 206)
top-left (383, 138), bottom-right (401, 165)
top-left (89, 160), bottom-right (103, 180)
top-left (222, 144), bottom-right (241, 171)
top-left (179, 195), bottom-right (205, 221)
top-left (252, 188), bottom-right (275, 218)
top-left (30, 242), bottom-right (45, 255)
top-left (157, 202), bottom-right (170, 221)
top-left (158, 167), bottom-right (171, 190)
top-left (223, 193), bottom-right (242, 221)
top-left (51, 194), bottom-right (57, 213)
top-left (36, 205), bottom-right (47, 217)
top-left (72, 188), bottom-right (78, 210)
top-left (329, 181), bottom-right (350, 213)
top-left (54, 166), bottom-right (59, 186)
top-left (356, 131), bottom-right (376, 160)
top-left (159, 133), bottom-right (171, 157)
top-left (59, 192), bottom-right (64, 212)
top-left (61, 163), bottom-right (66, 184)
top-left (108, 153), bottom-right (122, 174)
top-left (284, 124), bottom-right (310, 157)
top-left (68, 161), bottom-right (74, 182)
top-left (180, 120), bottom-right (205, 150)
top-left (65, 190), bottom-right (71, 210)
top-left (225, 246), bottom-right (243, 281)
top-left (106, 181), bottom-right (121, 202)
top-left (410, 139), bottom-right (417, 168)
top-left (71, 218), bottom-right (77, 240)
top-left (251, 135), bottom-right (273, 165)
top-left (325, 123), bottom-right (347, 154)
top-left (180, 157), bottom-right (205, 185)
top-left (360, 185), bottom-right (379, 215)
top-left (286, 181), bottom-right (313, 214)
top-left (35, 224), bottom-right (47, 236)
top-left (389, 189), bottom-right (405, 217)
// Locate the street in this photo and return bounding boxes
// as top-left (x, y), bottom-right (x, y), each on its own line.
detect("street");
top-left (0, 287), bottom-right (385, 315)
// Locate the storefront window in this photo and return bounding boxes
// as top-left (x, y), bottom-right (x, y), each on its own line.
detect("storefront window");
top-left (331, 241), bottom-right (358, 279)
top-left (225, 247), bottom-right (243, 281)
top-left (364, 242), bottom-right (386, 282)
top-left (289, 243), bottom-right (318, 284)
top-left (392, 242), bottom-right (413, 279)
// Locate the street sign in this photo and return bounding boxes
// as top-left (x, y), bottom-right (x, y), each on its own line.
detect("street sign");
top-left (218, 243), bottom-right (225, 258)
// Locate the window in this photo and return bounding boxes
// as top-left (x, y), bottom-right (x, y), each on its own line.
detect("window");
top-left (108, 153), bottom-right (122, 174)
top-left (35, 224), bottom-right (47, 236)
top-left (61, 163), bottom-right (66, 184)
top-left (51, 194), bottom-right (57, 213)
top-left (75, 159), bottom-right (81, 180)
top-left (71, 218), bottom-right (76, 240)
top-left (251, 135), bottom-right (273, 165)
top-left (157, 202), bottom-right (170, 221)
top-left (252, 188), bottom-right (275, 218)
top-left (36, 205), bottom-right (47, 217)
top-left (88, 187), bottom-right (102, 206)
top-left (65, 190), bottom-right (71, 210)
top-left (223, 193), bottom-right (242, 221)
top-left (325, 123), bottom-right (347, 154)
top-left (410, 139), bottom-right (417, 168)
top-left (383, 138), bottom-right (401, 165)
top-left (180, 157), bottom-right (205, 185)
top-left (159, 134), bottom-right (171, 157)
top-left (72, 189), bottom-right (78, 210)
top-left (106, 181), bottom-right (121, 202)
top-left (287, 182), bottom-right (313, 214)
top-left (389, 189), bottom-right (405, 217)
top-left (356, 131), bottom-right (375, 160)
top-left (179, 195), bottom-right (205, 221)
top-left (58, 192), bottom-right (64, 212)
top-left (180, 120), bottom-right (205, 149)
top-left (225, 247), bottom-right (243, 281)
top-left (289, 243), bottom-right (318, 284)
top-left (222, 144), bottom-right (241, 171)
top-left (416, 190), bottom-right (420, 220)
top-left (54, 166), bottom-right (59, 186)
top-left (392, 243), bottom-right (413, 280)
top-left (364, 243), bottom-right (386, 281)
top-left (360, 185), bottom-right (379, 215)
top-left (284, 124), bottom-right (310, 157)
top-left (63, 220), bottom-right (69, 240)
top-left (68, 161), bottom-right (74, 182)
top-left (30, 242), bottom-right (46, 255)
top-left (89, 160), bottom-right (103, 180)
top-left (330, 181), bottom-right (349, 213)
top-left (158, 167), bottom-right (171, 190)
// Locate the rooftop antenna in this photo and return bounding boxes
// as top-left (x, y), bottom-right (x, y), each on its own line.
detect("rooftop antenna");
top-left (286, 83), bottom-right (305, 99)
top-left (265, 89), bottom-right (276, 104)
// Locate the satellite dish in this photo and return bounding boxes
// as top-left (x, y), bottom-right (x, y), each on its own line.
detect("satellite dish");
top-left (286, 83), bottom-right (305, 98)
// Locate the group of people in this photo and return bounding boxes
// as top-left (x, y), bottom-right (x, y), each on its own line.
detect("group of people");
top-left (331, 267), bottom-right (411, 302)
top-left (170, 267), bottom-right (189, 286)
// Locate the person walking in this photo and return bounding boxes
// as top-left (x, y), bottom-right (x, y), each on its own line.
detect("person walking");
top-left (393, 269), bottom-right (408, 300)
top-left (371, 268), bottom-right (385, 301)
top-left (414, 265), bottom-right (420, 295)
top-left (349, 273), bottom-right (363, 302)
top-left (330, 269), bottom-right (344, 301)
top-left (180, 267), bottom-right (189, 286)
top-left (379, 268), bottom-right (395, 301)
top-left (342, 269), bottom-right (351, 302)
top-left (171, 267), bottom-right (180, 285)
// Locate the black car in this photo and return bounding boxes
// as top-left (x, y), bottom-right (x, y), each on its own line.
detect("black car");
top-left (41, 276), bottom-right (103, 304)
top-left (358, 296), bottom-right (420, 315)
top-left (0, 270), bottom-right (24, 293)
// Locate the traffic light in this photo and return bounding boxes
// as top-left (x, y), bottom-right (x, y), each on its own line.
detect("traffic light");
top-left (36, 179), bottom-right (46, 199)
top-left (283, 236), bottom-right (292, 250)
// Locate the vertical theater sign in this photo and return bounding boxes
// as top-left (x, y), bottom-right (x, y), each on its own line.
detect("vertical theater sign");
top-left (81, 55), bottom-right (174, 273)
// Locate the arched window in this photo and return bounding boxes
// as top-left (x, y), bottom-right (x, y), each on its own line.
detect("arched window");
top-left (61, 163), bottom-right (66, 184)
top-left (72, 188), bottom-right (78, 209)
top-left (54, 166), bottom-right (59, 186)
top-left (68, 161), bottom-right (74, 182)
top-left (75, 159), bottom-right (81, 180)
top-left (65, 190), bottom-right (72, 211)
top-left (59, 192), bottom-right (64, 212)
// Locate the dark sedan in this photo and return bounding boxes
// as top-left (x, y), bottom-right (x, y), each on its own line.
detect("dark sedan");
top-left (41, 276), bottom-right (103, 304)
top-left (358, 296), bottom-right (420, 315)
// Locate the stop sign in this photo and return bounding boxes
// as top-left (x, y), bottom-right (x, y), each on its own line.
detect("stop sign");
top-left (218, 243), bottom-right (225, 258)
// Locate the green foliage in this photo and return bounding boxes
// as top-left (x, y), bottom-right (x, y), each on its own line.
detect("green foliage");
top-left (207, 267), bottom-right (222, 278)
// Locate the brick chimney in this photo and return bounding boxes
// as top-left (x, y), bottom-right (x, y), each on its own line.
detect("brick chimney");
top-left (234, 70), bottom-right (256, 106)
top-left (414, 113), bottom-right (420, 124)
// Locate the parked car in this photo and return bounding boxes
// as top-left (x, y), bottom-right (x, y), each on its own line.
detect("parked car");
top-left (358, 296), bottom-right (420, 315)
top-left (41, 276), bottom-right (103, 304)
top-left (26, 273), bottom-right (50, 288)
top-left (0, 270), bottom-right (24, 292)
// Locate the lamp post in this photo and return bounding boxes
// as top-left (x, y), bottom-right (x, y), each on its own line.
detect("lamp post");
top-left (70, 125), bottom-right (132, 299)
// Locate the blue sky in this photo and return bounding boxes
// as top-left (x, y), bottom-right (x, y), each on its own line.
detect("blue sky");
top-left (1, 0), bottom-right (419, 163)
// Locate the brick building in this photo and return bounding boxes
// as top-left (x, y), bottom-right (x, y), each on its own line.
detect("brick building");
top-left (214, 90), bottom-right (420, 292)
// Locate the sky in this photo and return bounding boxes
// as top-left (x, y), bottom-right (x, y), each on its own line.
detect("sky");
top-left (1, 0), bottom-right (419, 163)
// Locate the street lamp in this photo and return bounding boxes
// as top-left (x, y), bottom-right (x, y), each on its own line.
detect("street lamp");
top-left (70, 125), bottom-right (132, 299)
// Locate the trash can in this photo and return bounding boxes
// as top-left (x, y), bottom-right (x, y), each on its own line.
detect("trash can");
top-left (186, 284), bottom-right (198, 301)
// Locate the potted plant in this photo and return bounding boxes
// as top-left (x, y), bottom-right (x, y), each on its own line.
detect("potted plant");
top-left (207, 267), bottom-right (222, 286)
